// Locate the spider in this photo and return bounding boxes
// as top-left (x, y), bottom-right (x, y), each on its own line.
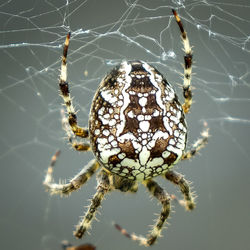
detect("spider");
top-left (44, 9), bottom-right (209, 247)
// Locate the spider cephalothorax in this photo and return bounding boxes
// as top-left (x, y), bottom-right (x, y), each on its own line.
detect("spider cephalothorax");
top-left (44, 9), bottom-right (208, 247)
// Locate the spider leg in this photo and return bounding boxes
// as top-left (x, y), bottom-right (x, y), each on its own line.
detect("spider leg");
top-left (182, 122), bottom-right (209, 160)
top-left (172, 9), bottom-right (193, 114)
top-left (61, 109), bottom-right (91, 152)
top-left (43, 151), bottom-right (99, 196)
top-left (115, 179), bottom-right (171, 246)
top-left (164, 170), bottom-right (195, 210)
top-left (74, 169), bottom-right (111, 238)
top-left (59, 33), bottom-right (89, 138)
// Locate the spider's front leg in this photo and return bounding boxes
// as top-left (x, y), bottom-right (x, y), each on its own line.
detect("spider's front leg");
top-left (115, 179), bottom-right (171, 246)
top-left (43, 151), bottom-right (99, 196)
top-left (164, 170), bottom-right (195, 210)
top-left (142, 179), bottom-right (171, 246)
top-left (74, 169), bottom-right (111, 238)
top-left (59, 33), bottom-right (89, 138)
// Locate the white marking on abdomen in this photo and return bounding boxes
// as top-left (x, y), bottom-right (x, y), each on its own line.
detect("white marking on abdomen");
top-left (139, 121), bottom-right (150, 132)
top-left (139, 146), bottom-right (150, 165)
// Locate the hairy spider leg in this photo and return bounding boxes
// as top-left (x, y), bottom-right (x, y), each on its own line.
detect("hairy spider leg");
top-left (44, 152), bottom-right (99, 195)
top-left (74, 169), bottom-right (111, 238)
top-left (115, 179), bottom-right (171, 246)
top-left (164, 170), bottom-right (196, 210)
top-left (182, 122), bottom-right (209, 160)
top-left (172, 9), bottom-right (193, 114)
top-left (59, 33), bottom-right (89, 138)
top-left (61, 109), bottom-right (91, 151)
top-left (165, 123), bottom-right (209, 210)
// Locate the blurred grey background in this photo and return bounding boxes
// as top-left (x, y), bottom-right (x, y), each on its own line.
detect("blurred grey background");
top-left (0, 0), bottom-right (250, 250)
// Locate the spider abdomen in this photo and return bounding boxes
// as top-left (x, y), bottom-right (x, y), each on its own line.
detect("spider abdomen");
top-left (89, 61), bottom-right (187, 180)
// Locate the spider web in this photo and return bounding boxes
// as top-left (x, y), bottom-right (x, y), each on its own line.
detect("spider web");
top-left (0, 0), bottom-right (249, 249)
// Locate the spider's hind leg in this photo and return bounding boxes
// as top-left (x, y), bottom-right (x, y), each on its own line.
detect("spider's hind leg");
top-left (59, 33), bottom-right (89, 138)
top-left (172, 9), bottom-right (193, 114)
top-left (60, 109), bottom-right (91, 152)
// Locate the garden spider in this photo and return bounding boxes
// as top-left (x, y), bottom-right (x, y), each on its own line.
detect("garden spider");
top-left (44, 9), bottom-right (209, 246)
